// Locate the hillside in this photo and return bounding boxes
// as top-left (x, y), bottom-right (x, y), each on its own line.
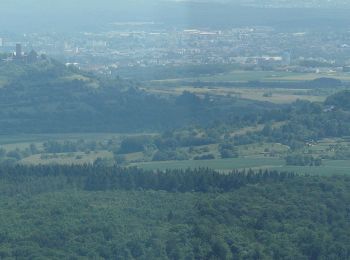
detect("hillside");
top-left (0, 59), bottom-right (275, 134)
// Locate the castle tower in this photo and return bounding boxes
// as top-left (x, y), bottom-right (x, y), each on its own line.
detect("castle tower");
top-left (16, 43), bottom-right (22, 58)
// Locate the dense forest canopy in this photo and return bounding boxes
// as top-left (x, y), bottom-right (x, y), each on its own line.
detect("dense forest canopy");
top-left (0, 164), bottom-right (349, 259)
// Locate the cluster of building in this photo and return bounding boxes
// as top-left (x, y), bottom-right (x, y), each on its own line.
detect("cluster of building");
top-left (1, 24), bottom-right (350, 74)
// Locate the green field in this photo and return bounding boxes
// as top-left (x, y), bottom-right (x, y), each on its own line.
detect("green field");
top-left (132, 157), bottom-right (350, 175)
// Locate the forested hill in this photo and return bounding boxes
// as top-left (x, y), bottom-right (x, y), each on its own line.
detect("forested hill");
top-left (1, 58), bottom-right (348, 136)
top-left (0, 58), bottom-right (275, 134)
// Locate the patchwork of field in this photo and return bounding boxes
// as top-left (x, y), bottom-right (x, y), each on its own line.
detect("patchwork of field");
top-left (144, 69), bottom-right (350, 104)
top-left (151, 70), bottom-right (350, 83)
top-left (0, 131), bottom-right (349, 176)
top-left (0, 68), bottom-right (349, 174)
top-left (144, 86), bottom-right (327, 104)
top-left (0, 130), bottom-right (350, 174)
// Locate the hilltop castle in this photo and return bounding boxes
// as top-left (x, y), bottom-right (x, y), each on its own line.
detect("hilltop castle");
top-left (13, 43), bottom-right (38, 63)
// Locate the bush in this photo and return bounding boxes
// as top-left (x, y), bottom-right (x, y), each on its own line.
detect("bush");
top-left (219, 143), bottom-right (239, 159)
top-left (285, 154), bottom-right (322, 166)
top-left (152, 150), bottom-right (189, 161)
top-left (6, 150), bottom-right (22, 160)
top-left (194, 154), bottom-right (215, 160)
top-left (119, 136), bottom-right (152, 154)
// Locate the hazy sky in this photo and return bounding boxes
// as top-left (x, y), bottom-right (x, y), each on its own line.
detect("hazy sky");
top-left (2, 0), bottom-right (349, 15)
top-left (1, 0), bottom-right (350, 33)
top-left (2, 0), bottom-right (349, 9)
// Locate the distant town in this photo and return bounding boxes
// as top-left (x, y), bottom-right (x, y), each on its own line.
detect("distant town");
top-left (2, 24), bottom-right (350, 76)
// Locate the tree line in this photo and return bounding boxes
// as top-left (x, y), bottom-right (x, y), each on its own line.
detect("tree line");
top-left (0, 164), bottom-right (296, 194)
